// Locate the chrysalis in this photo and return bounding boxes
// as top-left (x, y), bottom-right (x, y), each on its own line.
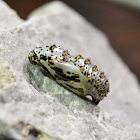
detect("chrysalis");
top-left (28, 44), bottom-right (110, 105)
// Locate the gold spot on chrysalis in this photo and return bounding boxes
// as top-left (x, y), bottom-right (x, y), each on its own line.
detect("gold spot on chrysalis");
top-left (85, 60), bottom-right (88, 65)
top-left (80, 66), bottom-right (84, 71)
top-left (88, 74), bottom-right (92, 78)
top-left (95, 81), bottom-right (98, 84)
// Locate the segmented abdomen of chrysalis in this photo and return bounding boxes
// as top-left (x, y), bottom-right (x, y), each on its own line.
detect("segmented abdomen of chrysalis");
top-left (28, 44), bottom-right (110, 105)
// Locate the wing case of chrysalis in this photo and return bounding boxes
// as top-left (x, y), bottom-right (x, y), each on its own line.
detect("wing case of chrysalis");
top-left (28, 44), bottom-right (110, 105)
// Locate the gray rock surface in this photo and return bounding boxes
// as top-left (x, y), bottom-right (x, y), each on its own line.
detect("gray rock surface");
top-left (0, 0), bottom-right (23, 30)
top-left (0, 1), bottom-right (140, 140)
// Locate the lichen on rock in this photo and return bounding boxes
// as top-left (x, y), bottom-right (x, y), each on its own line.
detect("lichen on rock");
top-left (0, 61), bottom-right (17, 90)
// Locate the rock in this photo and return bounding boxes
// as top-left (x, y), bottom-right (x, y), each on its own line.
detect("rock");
top-left (0, 0), bottom-right (23, 30)
top-left (0, 61), bottom-right (17, 90)
top-left (0, 1), bottom-right (140, 140)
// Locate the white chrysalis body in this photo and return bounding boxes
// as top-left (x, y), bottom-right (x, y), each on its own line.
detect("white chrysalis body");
top-left (28, 44), bottom-right (110, 104)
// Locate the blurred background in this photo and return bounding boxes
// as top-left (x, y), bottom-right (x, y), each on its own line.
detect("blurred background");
top-left (4, 0), bottom-right (140, 83)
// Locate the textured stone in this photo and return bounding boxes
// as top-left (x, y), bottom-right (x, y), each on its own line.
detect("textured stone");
top-left (0, 61), bottom-right (17, 90)
top-left (0, 1), bottom-right (140, 140)
top-left (0, 0), bottom-right (23, 30)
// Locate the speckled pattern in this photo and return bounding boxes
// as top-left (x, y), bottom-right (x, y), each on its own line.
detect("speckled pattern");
top-left (28, 44), bottom-right (110, 104)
